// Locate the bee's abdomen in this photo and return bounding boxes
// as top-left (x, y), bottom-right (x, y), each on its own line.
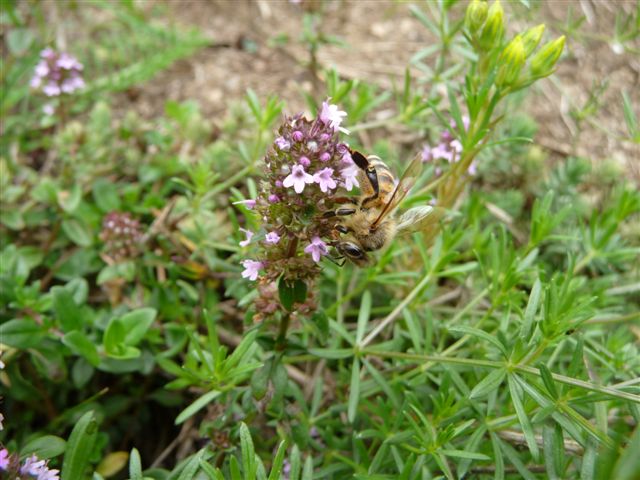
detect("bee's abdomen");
top-left (367, 155), bottom-right (396, 199)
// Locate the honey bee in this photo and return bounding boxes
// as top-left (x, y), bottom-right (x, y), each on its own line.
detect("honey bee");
top-left (325, 150), bottom-right (436, 266)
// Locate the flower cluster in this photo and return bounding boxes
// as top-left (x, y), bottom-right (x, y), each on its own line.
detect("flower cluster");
top-left (30, 48), bottom-right (85, 98)
top-left (99, 212), bottom-right (144, 261)
top-left (237, 101), bottom-right (356, 318)
top-left (422, 116), bottom-right (476, 176)
top-left (0, 448), bottom-right (59, 480)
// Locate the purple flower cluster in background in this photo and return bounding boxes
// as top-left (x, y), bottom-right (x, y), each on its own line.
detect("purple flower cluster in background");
top-left (0, 447), bottom-right (59, 480)
top-left (421, 115), bottom-right (477, 175)
top-left (30, 48), bottom-right (85, 97)
top-left (99, 212), bottom-right (143, 261)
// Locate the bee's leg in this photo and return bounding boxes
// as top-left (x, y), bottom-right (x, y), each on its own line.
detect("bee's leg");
top-left (350, 150), bottom-right (380, 204)
top-left (322, 208), bottom-right (356, 218)
top-left (326, 250), bottom-right (347, 267)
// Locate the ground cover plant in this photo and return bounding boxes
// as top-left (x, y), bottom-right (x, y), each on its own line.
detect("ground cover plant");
top-left (1, 1), bottom-right (639, 479)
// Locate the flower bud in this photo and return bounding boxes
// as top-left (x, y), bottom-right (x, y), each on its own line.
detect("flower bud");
top-left (521, 24), bottom-right (545, 57)
top-left (465, 0), bottom-right (488, 35)
top-left (530, 36), bottom-right (566, 76)
top-left (496, 35), bottom-right (526, 87)
top-left (479, 0), bottom-right (504, 50)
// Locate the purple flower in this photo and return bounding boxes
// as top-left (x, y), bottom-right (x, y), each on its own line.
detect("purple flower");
top-left (35, 61), bottom-right (49, 77)
top-left (31, 49), bottom-right (84, 97)
top-left (299, 156), bottom-right (311, 167)
top-left (233, 199), bottom-right (256, 209)
top-left (283, 164), bottom-right (314, 194)
top-left (239, 228), bottom-right (254, 247)
top-left (319, 101), bottom-right (349, 134)
top-left (0, 448), bottom-right (9, 470)
top-left (319, 152), bottom-right (331, 162)
top-left (265, 231), bottom-right (281, 244)
top-left (21, 455), bottom-right (46, 476)
top-left (43, 103), bottom-right (55, 116)
top-left (430, 144), bottom-right (454, 162)
top-left (41, 47), bottom-right (55, 59)
top-left (450, 115), bottom-right (470, 131)
top-left (421, 144), bottom-right (433, 163)
top-left (38, 468), bottom-right (60, 480)
top-left (274, 136), bottom-right (290, 151)
top-left (241, 260), bottom-right (264, 281)
top-left (268, 194), bottom-right (279, 203)
top-left (304, 236), bottom-right (329, 262)
top-left (340, 164), bottom-right (360, 191)
top-left (292, 131), bottom-right (304, 142)
top-left (43, 82), bottom-right (61, 97)
top-left (313, 167), bottom-right (337, 193)
top-left (57, 53), bottom-right (82, 70)
top-left (468, 161), bottom-right (478, 175)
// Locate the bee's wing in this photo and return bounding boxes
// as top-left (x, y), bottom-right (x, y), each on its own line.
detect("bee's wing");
top-left (371, 153), bottom-right (423, 229)
top-left (396, 205), bottom-right (443, 235)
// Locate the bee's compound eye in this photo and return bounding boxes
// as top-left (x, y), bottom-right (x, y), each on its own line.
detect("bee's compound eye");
top-left (343, 243), bottom-right (364, 258)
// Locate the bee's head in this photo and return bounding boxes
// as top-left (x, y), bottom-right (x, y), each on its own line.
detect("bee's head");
top-left (336, 241), bottom-right (371, 267)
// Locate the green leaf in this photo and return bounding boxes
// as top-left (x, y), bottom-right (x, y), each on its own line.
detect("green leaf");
top-left (61, 219), bottom-right (93, 247)
top-left (20, 435), bottom-right (66, 460)
top-left (97, 261), bottom-right (136, 284)
top-left (308, 348), bottom-right (353, 359)
top-left (448, 325), bottom-right (508, 357)
top-left (93, 178), bottom-right (121, 212)
top-left (7, 28), bottom-right (34, 55)
top-left (177, 449), bottom-right (205, 480)
top-left (128, 448), bottom-right (143, 480)
top-left (52, 287), bottom-right (84, 332)
top-left (63, 331), bottom-right (100, 366)
top-left (293, 279), bottom-right (308, 304)
top-left (175, 390), bottom-right (222, 425)
top-left (507, 374), bottom-right (540, 460)
top-left (543, 423), bottom-right (562, 480)
top-left (119, 308), bottom-right (157, 346)
top-left (267, 440), bottom-right (287, 480)
top-left (103, 317), bottom-right (126, 356)
top-left (230, 455), bottom-right (242, 480)
top-left (251, 357), bottom-right (273, 400)
top-left (278, 276), bottom-right (307, 311)
top-left (440, 449), bottom-right (490, 460)
top-left (612, 425), bottom-right (640, 480)
top-left (0, 318), bottom-right (43, 348)
top-left (538, 363), bottom-right (558, 399)
top-left (348, 357), bottom-right (361, 423)
top-left (356, 290), bottom-right (372, 345)
top-left (61, 411), bottom-right (98, 480)
top-left (240, 423), bottom-right (257, 480)
top-left (225, 329), bottom-right (258, 369)
top-left (521, 277), bottom-right (542, 339)
top-left (469, 368), bottom-right (507, 399)
top-left (57, 184), bottom-right (82, 213)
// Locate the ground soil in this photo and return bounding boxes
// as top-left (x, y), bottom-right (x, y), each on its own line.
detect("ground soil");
top-left (121, 1), bottom-right (640, 182)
